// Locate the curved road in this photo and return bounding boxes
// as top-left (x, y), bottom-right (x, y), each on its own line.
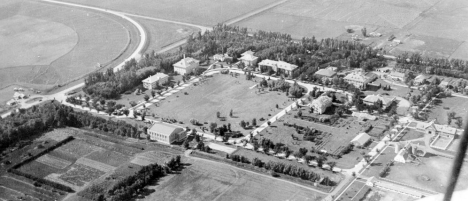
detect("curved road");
top-left (1, 0), bottom-right (148, 118)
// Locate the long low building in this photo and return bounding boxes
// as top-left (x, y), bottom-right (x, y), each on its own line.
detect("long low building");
top-left (258, 59), bottom-right (298, 76)
top-left (147, 123), bottom-right (186, 144)
top-left (142, 73), bottom-right (168, 90)
top-left (344, 71), bottom-right (376, 89)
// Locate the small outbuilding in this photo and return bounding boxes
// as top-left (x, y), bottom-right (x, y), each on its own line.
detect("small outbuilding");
top-left (350, 133), bottom-right (371, 147)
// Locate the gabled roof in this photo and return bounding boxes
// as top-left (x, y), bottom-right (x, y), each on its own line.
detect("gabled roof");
top-left (258, 59), bottom-right (277, 67)
top-left (423, 120), bottom-right (457, 135)
top-left (311, 96), bottom-right (332, 106)
top-left (277, 61), bottom-right (297, 71)
top-left (143, 73), bottom-right (168, 83)
top-left (414, 74), bottom-right (430, 83)
top-left (174, 57), bottom-right (199, 68)
top-left (241, 50), bottom-right (255, 56)
top-left (344, 72), bottom-right (372, 82)
top-left (351, 133), bottom-right (371, 145)
top-left (240, 54), bottom-right (258, 61)
top-left (363, 94), bottom-right (395, 105)
top-left (315, 68), bottom-right (337, 77)
top-left (149, 123), bottom-right (183, 136)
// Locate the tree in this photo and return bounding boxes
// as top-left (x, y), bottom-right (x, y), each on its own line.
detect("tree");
top-left (455, 117), bottom-right (463, 128)
top-left (361, 27), bottom-right (367, 37)
top-left (252, 118), bottom-right (257, 127)
top-left (151, 90), bottom-right (156, 97)
top-left (216, 111), bottom-right (221, 118)
top-left (144, 94), bottom-right (150, 102)
top-left (297, 110), bottom-right (302, 117)
top-left (240, 120), bottom-right (246, 128)
top-left (209, 122), bottom-right (217, 133)
top-left (447, 111), bottom-right (456, 125)
top-left (129, 101), bottom-right (137, 107)
top-left (229, 109), bottom-right (233, 117)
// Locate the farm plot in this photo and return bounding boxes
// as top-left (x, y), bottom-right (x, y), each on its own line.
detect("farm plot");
top-left (142, 157), bottom-right (326, 201)
top-left (148, 73), bottom-right (291, 135)
top-left (58, 164), bottom-right (106, 187)
top-left (36, 154), bottom-right (72, 169)
top-left (131, 151), bottom-right (174, 166)
top-left (55, 139), bottom-right (102, 158)
top-left (0, 175), bottom-right (63, 201)
top-left (75, 157), bottom-right (116, 173)
top-left (85, 149), bottom-right (130, 168)
top-left (18, 161), bottom-right (64, 179)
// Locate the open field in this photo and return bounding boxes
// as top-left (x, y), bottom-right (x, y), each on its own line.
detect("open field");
top-left (235, 0), bottom-right (468, 59)
top-left (136, 18), bottom-right (199, 53)
top-left (0, 15), bottom-right (77, 68)
top-left (336, 180), bottom-right (368, 201)
top-left (131, 151), bottom-right (174, 166)
top-left (0, 0), bottom-right (138, 91)
top-left (426, 96), bottom-right (468, 128)
top-left (361, 147), bottom-right (396, 178)
top-left (0, 175), bottom-right (65, 201)
top-left (148, 73), bottom-right (291, 134)
top-left (337, 182), bottom-right (415, 201)
top-left (385, 154), bottom-right (468, 193)
top-left (141, 156), bottom-right (326, 201)
top-left (399, 128), bottom-right (425, 141)
top-left (58, 0), bottom-right (281, 26)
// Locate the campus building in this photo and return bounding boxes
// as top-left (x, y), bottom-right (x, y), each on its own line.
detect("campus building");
top-left (147, 123), bottom-right (186, 144)
top-left (314, 68), bottom-right (336, 78)
top-left (362, 94), bottom-right (396, 109)
top-left (388, 71), bottom-right (405, 81)
top-left (309, 96), bottom-right (332, 114)
top-left (344, 71), bottom-right (376, 89)
top-left (173, 56), bottom-right (200, 75)
top-left (142, 73), bottom-right (168, 90)
top-left (239, 50), bottom-right (258, 66)
top-left (257, 59), bottom-right (298, 76)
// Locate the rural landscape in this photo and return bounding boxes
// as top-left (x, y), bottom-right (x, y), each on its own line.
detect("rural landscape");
top-left (1, 0), bottom-right (468, 201)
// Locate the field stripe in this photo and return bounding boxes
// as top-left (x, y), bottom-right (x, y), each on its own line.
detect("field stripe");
top-left (36, 154), bottom-right (72, 169)
top-left (75, 158), bottom-right (116, 172)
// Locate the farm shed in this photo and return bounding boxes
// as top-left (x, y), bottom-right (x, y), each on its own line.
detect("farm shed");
top-left (350, 133), bottom-right (371, 146)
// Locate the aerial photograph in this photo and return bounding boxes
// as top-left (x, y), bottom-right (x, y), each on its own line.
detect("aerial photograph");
top-left (1, 0), bottom-right (468, 200)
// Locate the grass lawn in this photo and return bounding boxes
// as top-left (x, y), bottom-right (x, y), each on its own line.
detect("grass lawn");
top-left (141, 156), bottom-right (326, 201)
top-left (426, 96), bottom-right (468, 128)
top-left (336, 180), bottom-right (367, 201)
top-left (148, 73), bottom-right (291, 135)
top-left (58, 0), bottom-right (281, 26)
top-left (385, 154), bottom-right (468, 193)
top-left (136, 18), bottom-right (199, 52)
top-left (399, 128), bottom-right (425, 141)
top-left (361, 147), bottom-right (396, 177)
top-left (0, 174), bottom-right (64, 201)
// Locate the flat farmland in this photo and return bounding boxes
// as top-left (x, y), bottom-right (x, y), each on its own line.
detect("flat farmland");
top-left (0, 0), bottom-right (138, 90)
top-left (141, 157), bottom-right (326, 201)
top-left (148, 73), bottom-right (291, 134)
top-left (426, 96), bottom-right (468, 128)
top-left (58, 0), bottom-right (281, 26)
top-left (385, 155), bottom-right (468, 193)
top-left (234, 0), bottom-right (467, 59)
top-left (136, 18), bottom-right (200, 52)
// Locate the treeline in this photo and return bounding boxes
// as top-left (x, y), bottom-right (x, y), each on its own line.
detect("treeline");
top-left (83, 51), bottom-right (187, 99)
top-left (395, 52), bottom-right (468, 80)
top-left (0, 101), bottom-right (139, 153)
top-left (82, 156), bottom-right (182, 201)
top-left (227, 154), bottom-right (334, 186)
top-left (186, 24), bottom-right (386, 79)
